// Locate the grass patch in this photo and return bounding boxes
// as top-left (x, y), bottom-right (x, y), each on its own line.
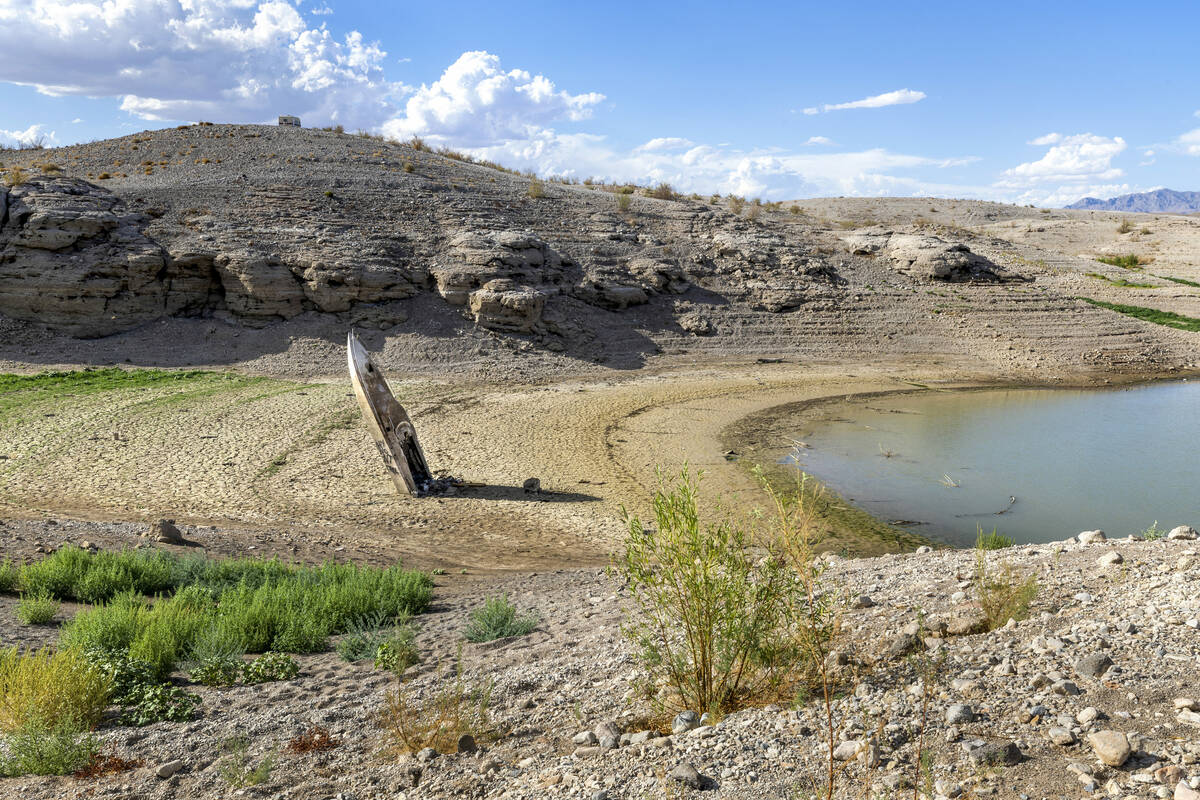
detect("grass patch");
top-left (1154, 274), bottom-right (1200, 288)
top-left (380, 663), bottom-right (493, 754)
top-left (463, 596), bottom-right (538, 643)
top-left (42, 551), bottom-right (431, 677)
top-left (975, 546), bottom-right (1038, 631)
top-left (975, 526), bottom-right (1014, 550)
top-left (1084, 272), bottom-right (1155, 289)
top-left (1080, 298), bottom-right (1200, 332)
top-left (1095, 254), bottom-right (1145, 269)
top-left (0, 722), bottom-right (100, 777)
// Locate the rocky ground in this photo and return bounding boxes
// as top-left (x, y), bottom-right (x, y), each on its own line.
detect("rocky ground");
top-left (1, 518), bottom-right (1199, 800)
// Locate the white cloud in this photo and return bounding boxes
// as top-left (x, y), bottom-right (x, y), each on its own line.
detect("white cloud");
top-left (0, 123), bottom-right (56, 147)
top-left (803, 89), bottom-right (926, 114)
top-left (380, 51), bottom-right (603, 147)
top-left (1028, 133), bottom-right (1062, 146)
top-left (804, 136), bottom-right (834, 145)
top-left (1021, 183), bottom-right (1133, 208)
top-left (0, 0), bottom-right (402, 126)
top-left (1177, 128), bottom-right (1200, 156)
top-left (635, 137), bottom-right (694, 152)
top-left (1001, 133), bottom-right (1126, 183)
top-left (311, 3), bottom-right (333, 14)
top-left (71, 117), bottom-right (82, 124)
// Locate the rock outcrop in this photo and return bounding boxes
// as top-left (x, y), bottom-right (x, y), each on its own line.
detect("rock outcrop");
top-left (840, 230), bottom-right (1020, 282)
top-left (0, 177), bottom-right (172, 337)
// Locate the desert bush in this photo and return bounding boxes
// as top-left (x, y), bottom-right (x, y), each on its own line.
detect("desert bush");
top-left (746, 202), bottom-right (762, 221)
top-left (218, 736), bottom-right (275, 788)
top-left (337, 612), bottom-right (417, 672)
top-left (1096, 253), bottom-right (1144, 269)
top-left (15, 594), bottom-right (58, 625)
top-left (119, 683), bottom-right (200, 726)
top-left (0, 561), bottom-right (17, 593)
top-left (186, 623), bottom-right (245, 686)
top-left (728, 196), bottom-right (745, 215)
top-left (374, 634), bottom-right (419, 673)
top-left (616, 192), bottom-right (632, 212)
top-left (1116, 218), bottom-right (1134, 234)
top-left (648, 182), bottom-right (677, 200)
top-left (380, 662), bottom-right (493, 754)
top-left (975, 526), bottom-right (1014, 550)
top-left (463, 596), bottom-right (538, 643)
top-left (1141, 520), bottom-right (1166, 540)
top-left (0, 647), bottom-right (111, 733)
top-left (240, 651), bottom-right (299, 684)
top-left (407, 136), bottom-right (428, 152)
top-left (21, 546), bottom-right (175, 603)
top-left (0, 722), bottom-right (100, 777)
top-left (526, 178), bottom-right (545, 199)
top-left (2, 167), bottom-right (27, 187)
top-left (975, 547), bottom-right (1038, 631)
top-left (613, 468), bottom-right (818, 715)
top-left (60, 592), bottom-right (151, 656)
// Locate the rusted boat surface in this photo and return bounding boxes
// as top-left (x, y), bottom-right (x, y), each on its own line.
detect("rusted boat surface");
top-left (347, 330), bottom-right (432, 496)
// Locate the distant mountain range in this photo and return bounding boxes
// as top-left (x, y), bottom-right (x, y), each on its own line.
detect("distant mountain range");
top-left (1065, 189), bottom-right (1200, 213)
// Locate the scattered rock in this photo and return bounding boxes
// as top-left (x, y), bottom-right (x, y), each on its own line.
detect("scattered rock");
top-left (1097, 550), bottom-right (1124, 567)
top-left (1075, 653), bottom-right (1114, 679)
top-left (965, 740), bottom-right (1022, 767)
top-left (672, 711), bottom-right (700, 734)
top-left (1087, 730), bottom-right (1131, 767)
top-left (155, 760), bottom-right (185, 779)
top-left (456, 734), bottom-right (477, 754)
top-left (669, 762), bottom-right (702, 790)
top-left (832, 741), bottom-right (860, 761)
top-left (1077, 530), bottom-right (1108, 544)
top-left (146, 518), bottom-right (185, 545)
top-left (946, 704), bottom-right (975, 725)
top-left (1168, 525), bottom-right (1198, 540)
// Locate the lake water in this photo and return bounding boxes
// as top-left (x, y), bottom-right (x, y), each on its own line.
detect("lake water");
top-left (786, 382), bottom-right (1200, 547)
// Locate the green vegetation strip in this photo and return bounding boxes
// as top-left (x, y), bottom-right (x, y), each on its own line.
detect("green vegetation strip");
top-left (1154, 274), bottom-right (1200, 288)
top-left (1096, 254), bottom-right (1143, 269)
top-left (1081, 298), bottom-right (1200, 332)
top-left (1084, 272), bottom-right (1154, 288)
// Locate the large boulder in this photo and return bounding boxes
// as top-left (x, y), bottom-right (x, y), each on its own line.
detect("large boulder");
top-left (840, 230), bottom-right (1017, 282)
top-left (468, 279), bottom-right (546, 333)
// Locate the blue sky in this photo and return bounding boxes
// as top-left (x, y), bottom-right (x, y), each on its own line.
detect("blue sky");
top-left (1, 0), bottom-right (1197, 205)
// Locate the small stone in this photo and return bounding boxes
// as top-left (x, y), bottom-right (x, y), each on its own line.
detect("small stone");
top-left (833, 741), bottom-right (860, 761)
top-left (852, 594), bottom-right (874, 609)
top-left (477, 758), bottom-right (500, 774)
top-left (1052, 680), bottom-right (1081, 696)
top-left (1168, 525), bottom-right (1199, 541)
top-left (1155, 765), bottom-right (1185, 786)
top-left (915, 545), bottom-right (933, 554)
top-left (416, 747), bottom-right (438, 763)
top-left (688, 725), bottom-right (716, 739)
top-left (573, 731), bottom-right (598, 745)
top-left (456, 734), bottom-right (477, 754)
top-left (967, 741), bottom-right (1021, 767)
top-left (669, 763), bottom-right (702, 789)
top-left (1097, 551), bottom-right (1124, 567)
top-left (946, 704), bottom-right (975, 725)
top-left (947, 616), bottom-right (985, 636)
top-left (1048, 727), bottom-right (1077, 746)
top-left (888, 633), bottom-right (921, 657)
top-left (1087, 730), bottom-right (1131, 767)
top-left (155, 760), bottom-right (185, 779)
top-left (628, 731), bottom-right (654, 745)
top-left (1179, 710), bottom-right (1200, 725)
top-left (573, 746), bottom-right (603, 758)
top-left (1174, 699), bottom-right (1198, 711)
top-left (1077, 530), bottom-right (1107, 544)
top-left (1076, 653), bottom-right (1114, 679)
top-left (592, 791), bottom-right (610, 800)
top-left (594, 721), bottom-right (621, 741)
top-left (1177, 783), bottom-right (1200, 800)
top-left (1077, 707), bottom-right (1101, 725)
top-left (672, 711), bottom-right (700, 734)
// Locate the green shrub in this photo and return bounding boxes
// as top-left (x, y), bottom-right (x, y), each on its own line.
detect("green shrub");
top-left (0, 647), bottom-right (111, 733)
top-left (218, 736), bottom-right (275, 788)
top-left (189, 657), bottom-right (241, 687)
top-left (616, 192), bottom-right (632, 212)
top-left (526, 178), bottom-right (545, 199)
top-left (15, 594), bottom-right (59, 625)
top-left (975, 548), bottom-right (1038, 631)
top-left (374, 629), bottom-right (419, 673)
top-left (0, 721), bottom-right (100, 777)
top-left (1141, 520), bottom-right (1166, 540)
top-left (119, 683), bottom-right (200, 726)
top-left (0, 561), bottom-right (18, 593)
top-left (20, 546), bottom-right (91, 599)
top-left (81, 649), bottom-right (156, 706)
top-left (975, 526), bottom-right (1014, 550)
top-left (241, 652), bottom-right (299, 684)
top-left (60, 592), bottom-right (150, 655)
top-left (187, 623), bottom-right (246, 687)
top-left (463, 596), bottom-right (538, 643)
top-left (613, 467), bottom-right (825, 714)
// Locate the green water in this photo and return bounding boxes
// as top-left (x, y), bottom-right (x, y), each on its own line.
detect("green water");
top-left (787, 382), bottom-right (1200, 547)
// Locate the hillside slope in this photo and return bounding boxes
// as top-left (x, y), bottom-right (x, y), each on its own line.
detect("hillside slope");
top-left (2, 124), bottom-right (1200, 381)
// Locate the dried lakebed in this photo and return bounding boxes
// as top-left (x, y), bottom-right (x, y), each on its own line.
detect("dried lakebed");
top-left (783, 381), bottom-right (1200, 547)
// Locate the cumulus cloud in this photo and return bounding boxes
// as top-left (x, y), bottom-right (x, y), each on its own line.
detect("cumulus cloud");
top-left (0, 123), bottom-right (56, 147)
top-left (380, 51), bottom-right (603, 148)
top-left (0, 0), bottom-right (401, 126)
top-left (635, 137), bottom-right (694, 152)
top-left (1028, 133), bottom-right (1062, 146)
top-left (803, 89), bottom-right (925, 115)
top-left (804, 136), bottom-right (834, 145)
top-left (1177, 128), bottom-right (1200, 156)
top-left (1001, 133), bottom-right (1126, 183)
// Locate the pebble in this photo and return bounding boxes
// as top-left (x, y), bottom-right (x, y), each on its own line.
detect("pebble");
top-left (669, 763), bottom-right (702, 789)
top-left (155, 760), bottom-right (185, 779)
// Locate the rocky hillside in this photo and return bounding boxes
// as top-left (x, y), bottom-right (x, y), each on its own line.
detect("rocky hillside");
top-left (2, 124), bottom-right (1200, 379)
top-left (1066, 189), bottom-right (1200, 214)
